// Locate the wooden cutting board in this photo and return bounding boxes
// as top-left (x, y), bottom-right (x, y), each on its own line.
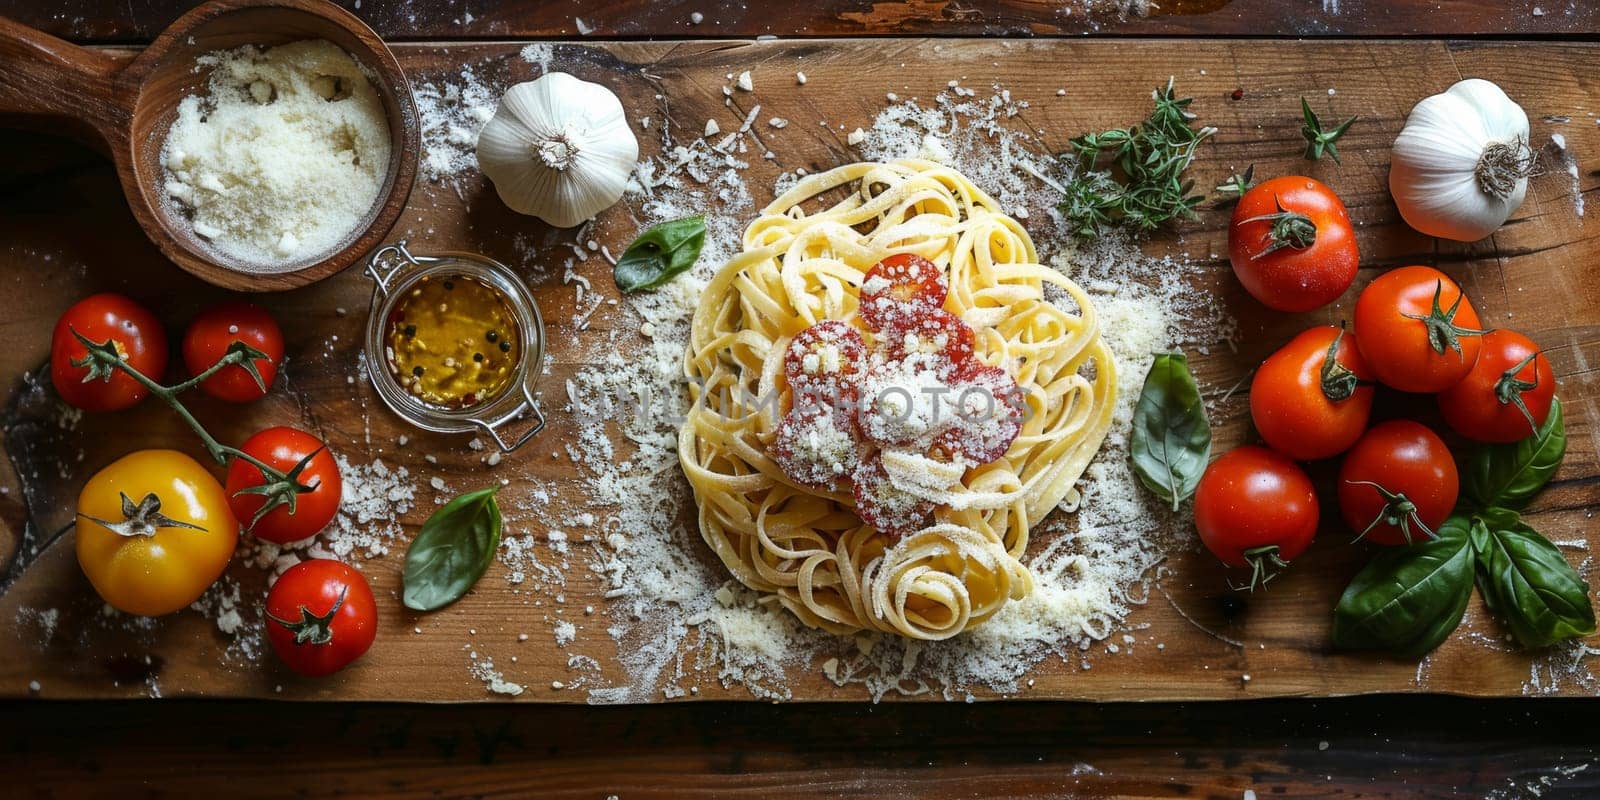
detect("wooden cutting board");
top-left (1, 38), bottom-right (1596, 702)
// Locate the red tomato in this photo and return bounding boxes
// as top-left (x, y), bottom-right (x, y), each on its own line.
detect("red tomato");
top-left (50, 293), bottom-right (168, 411)
top-left (1437, 329), bottom-right (1554, 443)
top-left (1353, 266), bottom-right (1484, 393)
top-left (265, 559), bottom-right (377, 677)
top-left (226, 427), bottom-right (343, 544)
top-left (932, 363), bottom-right (1023, 464)
top-left (182, 301), bottom-right (284, 403)
top-left (859, 253), bottom-right (947, 330)
top-left (1250, 326), bottom-right (1375, 461)
top-left (1337, 420), bottom-right (1459, 546)
top-left (1227, 176), bottom-right (1359, 312)
top-left (1193, 446), bottom-right (1319, 588)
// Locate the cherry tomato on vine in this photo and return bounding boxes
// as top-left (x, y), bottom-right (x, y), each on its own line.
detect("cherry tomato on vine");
top-left (76, 450), bottom-right (238, 616)
top-left (1227, 176), bottom-right (1359, 312)
top-left (1353, 266), bottom-right (1484, 393)
top-left (1337, 420), bottom-right (1458, 546)
top-left (50, 293), bottom-right (168, 412)
top-left (265, 559), bottom-right (377, 677)
top-left (182, 301), bottom-right (284, 403)
top-left (1193, 446), bottom-right (1319, 589)
top-left (1250, 325), bottom-right (1375, 461)
top-left (1437, 329), bottom-right (1554, 443)
top-left (226, 427), bottom-right (342, 544)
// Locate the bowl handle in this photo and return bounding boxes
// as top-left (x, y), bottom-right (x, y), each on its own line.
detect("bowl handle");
top-left (0, 16), bottom-right (127, 153)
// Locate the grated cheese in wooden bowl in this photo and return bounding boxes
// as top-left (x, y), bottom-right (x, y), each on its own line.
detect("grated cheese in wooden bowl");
top-left (161, 40), bottom-right (391, 270)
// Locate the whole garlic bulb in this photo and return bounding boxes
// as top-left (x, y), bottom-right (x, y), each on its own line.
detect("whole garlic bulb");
top-left (476, 72), bottom-right (639, 228)
top-left (1390, 78), bottom-right (1533, 242)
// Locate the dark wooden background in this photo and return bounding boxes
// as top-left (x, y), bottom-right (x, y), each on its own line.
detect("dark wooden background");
top-left (3, 0), bottom-right (1598, 40)
top-left (3, 697), bottom-right (1599, 798)
top-left (3, 0), bottom-right (1599, 797)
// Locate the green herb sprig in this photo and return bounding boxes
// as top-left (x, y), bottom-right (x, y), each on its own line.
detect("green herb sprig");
top-left (1058, 78), bottom-right (1216, 239)
top-left (1215, 164), bottom-right (1256, 200)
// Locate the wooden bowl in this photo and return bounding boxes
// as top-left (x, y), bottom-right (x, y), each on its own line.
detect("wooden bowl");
top-left (0, 0), bottom-right (418, 292)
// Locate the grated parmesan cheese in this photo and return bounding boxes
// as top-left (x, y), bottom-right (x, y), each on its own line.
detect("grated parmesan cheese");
top-left (469, 654), bottom-right (525, 696)
top-left (161, 41), bottom-right (390, 269)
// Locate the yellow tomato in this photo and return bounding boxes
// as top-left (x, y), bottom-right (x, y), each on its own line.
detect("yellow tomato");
top-left (76, 450), bottom-right (238, 616)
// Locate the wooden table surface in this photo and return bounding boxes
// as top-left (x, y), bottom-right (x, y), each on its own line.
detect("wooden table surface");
top-left (3, 0), bottom-right (1599, 797)
top-left (6, 34), bottom-right (1599, 703)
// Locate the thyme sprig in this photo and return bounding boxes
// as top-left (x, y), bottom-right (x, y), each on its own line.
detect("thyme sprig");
top-left (1058, 78), bottom-right (1216, 239)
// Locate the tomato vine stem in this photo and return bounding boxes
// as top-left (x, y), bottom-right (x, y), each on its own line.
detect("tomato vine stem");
top-left (77, 491), bottom-right (208, 538)
top-left (266, 586), bottom-right (348, 646)
top-left (68, 328), bottom-right (315, 531)
top-left (1240, 196), bottom-right (1317, 260)
top-left (1495, 351), bottom-right (1543, 436)
top-left (1346, 479), bottom-right (1436, 545)
top-left (1232, 544), bottom-right (1290, 593)
top-left (1300, 97), bottom-right (1356, 163)
top-left (1401, 280), bottom-right (1488, 357)
top-left (1318, 326), bottom-right (1360, 402)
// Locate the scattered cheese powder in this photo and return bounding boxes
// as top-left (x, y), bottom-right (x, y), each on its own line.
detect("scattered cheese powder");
top-left (161, 40), bottom-right (391, 269)
top-left (412, 47), bottom-right (556, 190)
top-left (414, 65), bottom-right (497, 185)
top-left (468, 653), bottom-right (525, 696)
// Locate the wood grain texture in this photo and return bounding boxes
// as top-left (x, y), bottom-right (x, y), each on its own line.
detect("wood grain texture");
top-left (0, 38), bottom-right (1597, 702)
top-left (4, 0), bottom-right (1598, 42)
top-left (3, 696), bottom-right (1599, 798)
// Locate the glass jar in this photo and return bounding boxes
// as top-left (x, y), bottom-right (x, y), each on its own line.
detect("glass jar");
top-left (363, 242), bottom-right (546, 452)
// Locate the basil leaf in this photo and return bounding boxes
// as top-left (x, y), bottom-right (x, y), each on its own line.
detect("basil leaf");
top-left (613, 216), bottom-right (706, 293)
top-left (1466, 516), bottom-right (1499, 615)
top-left (1464, 397), bottom-right (1565, 511)
top-left (1331, 515), bottom-right (1475, 657)
top-left (1472, 508), bottom-right (1596, 648)
top-left (402, 486), bottom-right (503, 611)
top-left (1128, 352), bottom-right (1211, 511)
